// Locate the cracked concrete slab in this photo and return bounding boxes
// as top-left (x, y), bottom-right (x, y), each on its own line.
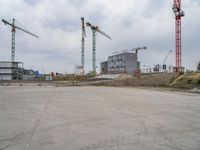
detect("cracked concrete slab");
top-left (0, 86), bottom-right (200, 150)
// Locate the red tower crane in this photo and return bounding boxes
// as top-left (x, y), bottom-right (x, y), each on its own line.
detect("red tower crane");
top-left (172, 0), bottom-right (185, 72)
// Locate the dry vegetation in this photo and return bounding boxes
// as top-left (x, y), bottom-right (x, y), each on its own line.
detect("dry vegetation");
top-left (169, 72), bottom-right (200, 89)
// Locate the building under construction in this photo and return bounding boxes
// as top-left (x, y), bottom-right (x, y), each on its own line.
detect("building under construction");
top-left (0, 61), bottom-right (35, 80)
top-left (101, 52), bottom-right (139, 74)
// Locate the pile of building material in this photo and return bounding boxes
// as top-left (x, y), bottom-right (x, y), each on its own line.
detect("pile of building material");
top-left (91, 73), bottom-right (176, 87)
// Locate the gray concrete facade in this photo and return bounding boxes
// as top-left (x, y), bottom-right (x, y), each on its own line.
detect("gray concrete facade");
top-left (100, 61), bottom-right (108, 74)
top-left (0, 61), bottom-right (23, 80)
top-left (0, 61), bottom-right (35, 80)
top-left (107, 53), bottom-right (138, 74)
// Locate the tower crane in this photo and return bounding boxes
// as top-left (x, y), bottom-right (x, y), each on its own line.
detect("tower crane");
top-left (86, 22), bottom-right (111, 73)
top-left (2, 18), bottom-right (39, 62)
top-left (131, 46), bottom-right (147, 75)
top-left (131, 46), bottom-right (147, 61)
top-left (81, 17), bottom-right (86, 70)
top-left (113, 46), bottom-right (147, 60)
top-left (172, 0), bottom-right (185, 72)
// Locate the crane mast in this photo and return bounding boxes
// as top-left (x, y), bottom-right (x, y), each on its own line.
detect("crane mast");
top-left (81, 17), bottom-right (86, 71)
top-left (2, 18), bottom-right (39, 62)
top-left (172, 0), bottom-right (184, 72)
top-left (11, 19), bottom-right (16, 62)
top-left (86, 22), bottom-right (111, 73)
top-left (131, 46), bottom-right (147, 60)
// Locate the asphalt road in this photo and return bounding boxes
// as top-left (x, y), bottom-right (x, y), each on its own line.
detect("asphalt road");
top-left (0, 86), bottom-right (200, 150)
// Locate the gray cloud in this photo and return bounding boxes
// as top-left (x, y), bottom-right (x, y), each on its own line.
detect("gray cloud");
top-left (0, 0), bottom-right (199, 73)
top-left (23, 0), bottom-right (39, 6)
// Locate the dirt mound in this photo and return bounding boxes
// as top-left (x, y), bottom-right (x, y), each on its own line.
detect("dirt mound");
top-left (169, 72), bottom-right (200, 89)
top-left (117, 74), bottom-right (134, 80)
top-left (92, 73), bottom-right (176, 87)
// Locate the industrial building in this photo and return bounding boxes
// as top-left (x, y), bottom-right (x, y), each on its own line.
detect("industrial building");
top-left (100, 61), bottom-right (108, 74)
top-left (101, 52), bottom-right (139, 74)
top-left (0, 61), bottom-right (35, 80)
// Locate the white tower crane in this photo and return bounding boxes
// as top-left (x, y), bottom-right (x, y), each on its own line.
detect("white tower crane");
top-left (2, 18), bottom-right (39, 62)
top-left (86, 22), bottom-right (111, 74)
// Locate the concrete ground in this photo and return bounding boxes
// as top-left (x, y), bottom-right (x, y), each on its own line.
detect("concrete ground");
top-left (0, 86), bottom-right (200, 150)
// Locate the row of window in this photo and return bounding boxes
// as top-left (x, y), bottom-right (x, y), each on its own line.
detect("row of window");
top-left (108, 56), bottom-right (126, 63)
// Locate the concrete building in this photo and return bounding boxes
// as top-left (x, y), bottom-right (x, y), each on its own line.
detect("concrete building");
top-left (101, 53), bottom-right (139, 74)
top-left (100, 61), bottom-right (108, 74)
top-left (0, 61), bottom-right (35, 80)
top-left (0, 61), bottom-right (23, 80)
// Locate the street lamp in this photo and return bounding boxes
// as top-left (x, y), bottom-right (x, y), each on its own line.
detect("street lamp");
top-left (163, 50), bottom-right (173, 70)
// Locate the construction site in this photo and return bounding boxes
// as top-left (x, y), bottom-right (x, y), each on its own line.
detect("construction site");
top-left (0, 0), bottom-right (200, 150)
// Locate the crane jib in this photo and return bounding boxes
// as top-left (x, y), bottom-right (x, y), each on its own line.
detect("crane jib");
top-left (2, 18), bottom-right (39, 62)
top-left (2, 19), bottom-right (39, 38)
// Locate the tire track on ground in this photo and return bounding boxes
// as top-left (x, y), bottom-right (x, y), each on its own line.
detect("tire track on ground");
top-left (24, 87), bottom-right (57, 150)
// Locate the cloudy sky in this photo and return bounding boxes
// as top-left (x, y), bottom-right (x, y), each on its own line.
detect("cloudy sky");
top-left (0, 0), bottom-right (200, 73)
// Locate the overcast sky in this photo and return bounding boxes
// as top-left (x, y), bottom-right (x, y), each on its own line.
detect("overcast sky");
top-left (0, 0), bottom-right (200, 73)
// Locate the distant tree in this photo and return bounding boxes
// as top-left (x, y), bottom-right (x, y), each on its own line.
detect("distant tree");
top-left (197, 61), bottom-right (200, 71)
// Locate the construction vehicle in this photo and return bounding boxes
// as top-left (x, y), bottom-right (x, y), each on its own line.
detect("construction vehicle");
top-left (86, 22), bottom-right (111, 74)
top-left (2, 18), bottom-right (39, 62)
top-left (172, 0), bottom-right (185, 72)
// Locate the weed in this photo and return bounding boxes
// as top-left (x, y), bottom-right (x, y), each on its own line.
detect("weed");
top-left (187, 79), bottom-right (193, 84)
